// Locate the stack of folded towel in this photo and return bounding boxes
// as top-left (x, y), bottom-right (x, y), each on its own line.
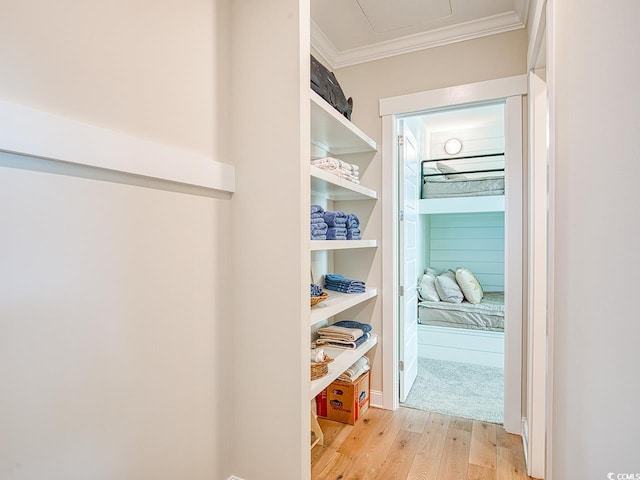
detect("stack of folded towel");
top-left (338, 356), bottom-right (370, 382)
top-left (311, 157), bottom-right (360, 184)
top-left (310, 205), bottom-right (328, 240)
top-left (323, 210), bottom-right (347, 240)
top-left (346, 213), bottom-right (361, 240)
top-left (315, 320), bottom-right (372, 349)
top-left (324, 273), bottom-right (366, 294)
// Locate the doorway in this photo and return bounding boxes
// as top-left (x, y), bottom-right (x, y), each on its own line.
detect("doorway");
top-left (379, 75), bottom-right (526, 434)
top-left (397, 103), bottom-right (507, 424)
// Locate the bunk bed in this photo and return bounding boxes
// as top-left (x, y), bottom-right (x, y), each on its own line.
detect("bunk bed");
top-left (417, 153), bottom-right (506, 368)
top-left (418, 291), bottom-right (504, 332)
top-left (419, 153), bottom-right (506, 214)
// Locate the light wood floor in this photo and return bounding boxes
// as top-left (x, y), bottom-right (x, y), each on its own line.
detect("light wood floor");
top-left (311, 406), bottom-right (534, 480)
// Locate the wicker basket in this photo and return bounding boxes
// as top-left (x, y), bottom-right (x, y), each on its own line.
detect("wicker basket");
top-left (310, 292), bottom-right (329, 307)
top-left (310, 354), bottom-right (333, 380)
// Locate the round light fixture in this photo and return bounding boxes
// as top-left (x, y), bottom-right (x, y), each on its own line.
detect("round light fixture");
top-left (444, 138), bottom-right (463, 155)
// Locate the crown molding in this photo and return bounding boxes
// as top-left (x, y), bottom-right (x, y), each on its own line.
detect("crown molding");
top-left (312, 9), bottom-right (527, 69)
top-left (310, 19), bottom-right (341, 68)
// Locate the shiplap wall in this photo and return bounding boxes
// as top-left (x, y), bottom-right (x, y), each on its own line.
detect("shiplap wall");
top-left (427, 212), bottom-right (505, 291)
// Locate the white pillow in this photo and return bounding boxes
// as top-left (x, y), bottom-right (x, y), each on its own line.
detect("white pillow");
top-left (418, 274), bottom-right (440, 302)
top-left (436, 162), bottom-right (467, 180)
top-left (435, 270), bottom-right (464, 303)
top-left (425, 266), bottom-right (439, 277)
top-left (456, 268), bottom-right (484, 304)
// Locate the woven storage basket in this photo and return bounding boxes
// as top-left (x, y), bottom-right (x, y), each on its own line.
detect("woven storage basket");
top-left (310, 292), bottom-right (329, 307)
top-left (310, 354), bottom-right (333, 380)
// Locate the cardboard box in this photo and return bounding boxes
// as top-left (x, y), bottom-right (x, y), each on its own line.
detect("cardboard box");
top-left (316, 371), bottom-right (370, 425)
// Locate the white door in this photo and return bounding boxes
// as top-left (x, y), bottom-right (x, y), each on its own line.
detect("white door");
top-left (398, 122), bottom-right (419, 402)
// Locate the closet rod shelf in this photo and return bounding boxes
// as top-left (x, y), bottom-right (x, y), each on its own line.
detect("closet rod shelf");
top-left (310, 239), bottom-right (377, 251)
top-left (310, 334), bottom-right (378, 398)
top-left (310, 166), bottom-right (377, 200)
top-left (310, 90), bottom-right (377, 155)
top-left (310, 288), bottom-right (377, 326)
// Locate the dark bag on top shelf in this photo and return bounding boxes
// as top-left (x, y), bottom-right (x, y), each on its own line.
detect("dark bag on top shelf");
top-left (310, 54), bottom-right (353, 121)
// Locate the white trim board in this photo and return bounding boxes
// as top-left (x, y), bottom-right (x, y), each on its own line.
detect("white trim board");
top-left (418, 195), bottom-right (505, 214)
top-left (369, 390), bottom-right (384, 409)
top-left (379, 75), bottom-right (527, 117)
top-left (0, 101), bottom-right (235, 195)
top-left (417, 325), bottom-right (505, 369)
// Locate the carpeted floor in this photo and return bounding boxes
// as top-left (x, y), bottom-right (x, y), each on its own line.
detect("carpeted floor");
top-left (402, 357), bottom-right (504, 424)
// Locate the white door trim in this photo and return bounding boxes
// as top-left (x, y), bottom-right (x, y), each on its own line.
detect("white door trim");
top-left (380, 75), bottom-right (527, 117)
top-left (503, 95), bottom-right (524, 435)
top-left (380, 76), bottom-right (527, 431)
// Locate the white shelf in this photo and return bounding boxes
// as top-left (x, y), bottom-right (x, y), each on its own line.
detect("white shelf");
top-left (310, 239), bottom-right (377, 251)
top-left (418, 195), bottom-right (505, 214)
top-left (310, 90), bottom-right (377, 155)
top-left (310, 166), bottom-right (377, 200)
top-left (310, 334), bottom-right (378, 398)
top-left (310, 288), bottom-right (377, 326)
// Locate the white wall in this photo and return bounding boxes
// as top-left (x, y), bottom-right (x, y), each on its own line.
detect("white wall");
top-left (428, 212), bottom-right (505, 292)
top-left (549, 0), bottom-right (640, 477)
top-left (333, 29), bottom-right (528, 394)
top-left (0, 1), bottom-right (233, 479)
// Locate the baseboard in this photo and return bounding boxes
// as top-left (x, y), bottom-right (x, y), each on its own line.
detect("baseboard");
top-left (370, 389), bottom-right (384, 408)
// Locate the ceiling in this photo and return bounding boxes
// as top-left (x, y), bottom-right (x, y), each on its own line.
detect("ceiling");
top-left (311, 0), bottom-right (529, 68)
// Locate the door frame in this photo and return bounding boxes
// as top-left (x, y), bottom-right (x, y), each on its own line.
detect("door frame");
top-left (379, 75), bottom-right (527, 435)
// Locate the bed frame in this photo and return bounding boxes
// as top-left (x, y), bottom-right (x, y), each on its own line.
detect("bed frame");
top-left (417, 324), bottom-right (504, 369)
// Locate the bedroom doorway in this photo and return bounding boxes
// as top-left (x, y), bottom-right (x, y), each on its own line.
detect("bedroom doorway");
top-left (380, 76), bottom-right (526, 434)
top-left (398, 103), bottom-right (507, 425)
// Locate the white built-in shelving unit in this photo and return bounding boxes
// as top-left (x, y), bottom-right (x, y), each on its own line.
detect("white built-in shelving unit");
top-left (310, 288), bottom-right (378, 326)
top-left (309, 90), bottom-right (378, 401)
top-left (310, 335), bottom-right (378, 398)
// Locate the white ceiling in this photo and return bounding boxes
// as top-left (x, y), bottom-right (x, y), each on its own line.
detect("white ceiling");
top-left (311, 0), bottom-right (529, 68)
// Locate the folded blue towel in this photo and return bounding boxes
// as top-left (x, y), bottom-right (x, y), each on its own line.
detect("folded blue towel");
top-left (324, 285), bottom-right (365, 293)
top-left (310, 217), bottom-right (326, 224)
top-left (311, 212), bottom-right (324, 220)
top-left (346, 228), bottom-right (361, 240)
top-left (323, 210), bottom-right (347, 227)
top-left (325, 280), bottom-right (365, 288)
top-left (324, 273), bottom-right (366, 293)
top-left (311, 223), bottom-right (328, 232)
top-left (311, 234), bottom-right (327, 240)
top-left (311, 205), bottom-right (324, 214)
top-left (325, 273), bottom-right (365, 285)
top-left (327, 227), bottom-right (347, 240)
top-left (346, 213), bottom-right (360, 229)
top-left (333, 320), bottom-right (373, 333)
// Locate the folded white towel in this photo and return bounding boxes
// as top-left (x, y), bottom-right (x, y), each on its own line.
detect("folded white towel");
top-left (338, 357), bottom-right (370, 381)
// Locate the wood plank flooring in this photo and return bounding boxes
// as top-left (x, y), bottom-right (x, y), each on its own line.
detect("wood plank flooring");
top-left (312, 407), bottom-right (533, 480)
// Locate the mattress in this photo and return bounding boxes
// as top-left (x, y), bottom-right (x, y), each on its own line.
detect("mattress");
top-left (422, 176), bottom-right (505, 199)
top-left (418, 292), bottom-right (504, 332)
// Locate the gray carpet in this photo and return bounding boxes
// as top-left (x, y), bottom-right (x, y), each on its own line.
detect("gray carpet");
top-left (402, 357), bottom-right (504, 424)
